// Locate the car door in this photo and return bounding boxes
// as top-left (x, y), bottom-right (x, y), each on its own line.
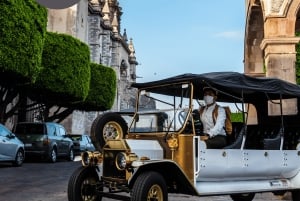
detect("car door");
top-left (78, 136), bottom-right (86, 151)
top-left (0, 125), bottom-right (16, 160)
top-left (85, 135), bottom-right (95, 151)
top-left (57, 125), bottom-right (70, 154)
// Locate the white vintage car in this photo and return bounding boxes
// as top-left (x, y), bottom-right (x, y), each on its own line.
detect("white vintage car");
top-left (68, 72), bottom-right (300, 201)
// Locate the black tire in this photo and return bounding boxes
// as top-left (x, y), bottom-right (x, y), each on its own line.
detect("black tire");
top-left (292, 190), bottom-right (300, 201)
top-left (131, 171), bottom-right (168, 201)
top-left (91, 112), bottom-right (128, 150)
top-left (67, 148), bottom-right (75, 161)
top-left (12, 148), bottom-right (25, 167)
top-left (48, 147), bottom-right (57, 163)
top-left (68, 166), bottom-right (102, 201)
top-left (272, 191), bottom-right (286, 196)
top-left (230, 193), bottom-right (255, 201)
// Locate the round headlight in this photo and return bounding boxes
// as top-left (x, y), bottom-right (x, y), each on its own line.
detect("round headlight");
top-left (81, 152), bottom-right (90, 166)
top-left (115, 152), bottom-right (127, 170)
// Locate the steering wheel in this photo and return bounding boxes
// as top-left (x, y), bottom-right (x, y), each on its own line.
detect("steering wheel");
top-left (178, 110), bottom-right (188, 125)
top-left (178, 110), bottom-right (195, 134)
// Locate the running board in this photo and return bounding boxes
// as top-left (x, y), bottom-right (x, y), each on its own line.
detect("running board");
top-left (195, 179), bottom-right (292, 195)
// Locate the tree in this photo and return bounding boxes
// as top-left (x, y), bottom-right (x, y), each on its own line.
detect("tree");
top-left (0, 0), bottom-right (47, 123)
top-left (29, 32), bottom-right (91, 122)
top-left (71, 63), bottom-right (117, 111)
top-left (0, 1), bottom-right (118, 124)
top-left (45, 63), bottom-right (117, 122)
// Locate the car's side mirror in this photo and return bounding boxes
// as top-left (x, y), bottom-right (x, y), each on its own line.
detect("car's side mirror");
top-left (7, 133), bottom-right (15, 139)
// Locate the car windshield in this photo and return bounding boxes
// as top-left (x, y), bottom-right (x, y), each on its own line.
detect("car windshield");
top-left (69, 135), bottom-right (82, 141)
top-left (129, 83), bottom-right (192, 133)
top-left (15, 124), bottom-right (45, 135)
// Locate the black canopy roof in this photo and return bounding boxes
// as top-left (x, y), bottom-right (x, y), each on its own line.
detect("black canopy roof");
top-left (131, 72), bottom-right (300, 103)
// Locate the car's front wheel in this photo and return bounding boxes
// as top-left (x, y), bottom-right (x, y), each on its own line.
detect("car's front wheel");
top-left (131, 171), bottom-right (168, 201)
top-left (68, 166), bottom-right (102, 201)
top-left (12, 148), bottom-right (25, 167)
top-left (230, 193), bottom-right (255, 201)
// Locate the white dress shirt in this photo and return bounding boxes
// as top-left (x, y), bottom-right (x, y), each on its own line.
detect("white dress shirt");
top-left (200, 103), bottom-right (226, 137)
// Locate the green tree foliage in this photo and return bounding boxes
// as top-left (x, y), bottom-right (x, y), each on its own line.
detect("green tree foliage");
top-left (75, 63), bottom-right (117, 111)
top-left (231, 112), bottom-right (243, 122)
top-left (0, 1), bottom-right (118, 124)
top-left (40, 63), bottom-right (116, 122)
top-left (34, 32), bottom-right (91, 104)
top-left (0, 0), bottom-right (47, 84)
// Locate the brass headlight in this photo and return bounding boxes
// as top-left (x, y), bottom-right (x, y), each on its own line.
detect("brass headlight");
top-left (115, 152), bottom-right (138, 170)
top-left (81, 151), bottom-right (102, 166)
top-left (81, 152), bottom-right (91, 166)
top-left (115, 152), bottom-right (127, 170)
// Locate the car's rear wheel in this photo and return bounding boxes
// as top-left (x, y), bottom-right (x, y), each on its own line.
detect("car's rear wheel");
top-left (68, 166), bottom-right (102, 201)
top-left (230, 193), bottom-right (255, 201)
top-left (48, 147), bottom-right (57, 163)
top-left (91, 112), bottom-right (128, 150)
top-left (12, 149), bottom-right (24, 167)
top-left (131, 171), bottom-right (168, 201)
top-left (292, 190), bottom-right (300, 201)
top-left (67, 148), bottom-right (74, 161)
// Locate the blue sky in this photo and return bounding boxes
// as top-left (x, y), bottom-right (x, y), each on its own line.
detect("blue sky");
top-left (119, 0), bottom-right (246, 82)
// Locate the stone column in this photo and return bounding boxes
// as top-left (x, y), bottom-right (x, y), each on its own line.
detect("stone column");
top-left (260, 37), bottom-right (300, 115)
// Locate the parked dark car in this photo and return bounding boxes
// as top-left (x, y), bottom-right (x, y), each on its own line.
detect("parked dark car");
top-left (14, 122), bottom-right (74, 163)
top-left (0, 123), bottom-right (25, 167)
top-left (67, 134), bottom-right (95, 155)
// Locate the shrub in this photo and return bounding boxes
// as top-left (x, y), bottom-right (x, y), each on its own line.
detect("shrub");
top-left (0, 0), bottom-right (47, 85)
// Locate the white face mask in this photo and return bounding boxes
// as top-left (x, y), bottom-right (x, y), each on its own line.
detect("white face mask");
top-left (204, 95), bottom-right (214, 105)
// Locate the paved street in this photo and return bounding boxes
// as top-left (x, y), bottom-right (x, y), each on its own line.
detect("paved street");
top-left (0, 156), bottom-right (293, 201)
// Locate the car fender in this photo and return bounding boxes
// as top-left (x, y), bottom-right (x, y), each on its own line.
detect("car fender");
top-left (128, 160), bottom-right (198, 195)
top-left (50, 141), bottom-right (58, 152)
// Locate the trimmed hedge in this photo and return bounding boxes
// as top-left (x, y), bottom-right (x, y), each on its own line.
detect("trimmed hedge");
top-left (231, 112), bottom-right (243, 122)
top-left (36, 32), bottom-right (91, 103)
top-left (0, 0), bottom-right (47, 85)
top-left (74, 63), bottom-right (117, 111)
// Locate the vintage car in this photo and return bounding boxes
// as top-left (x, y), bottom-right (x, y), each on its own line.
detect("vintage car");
top-left (68, 72), bottom-right (300, 201)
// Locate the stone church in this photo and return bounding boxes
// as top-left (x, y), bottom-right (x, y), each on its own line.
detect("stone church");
top-left (46, 0), bottom-right (138, 133)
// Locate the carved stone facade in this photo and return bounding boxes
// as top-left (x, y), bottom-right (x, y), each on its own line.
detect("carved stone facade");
top-left (46, 0), bottom-right (138, 133)
top-left (245, 0), bottom-right (300, 123)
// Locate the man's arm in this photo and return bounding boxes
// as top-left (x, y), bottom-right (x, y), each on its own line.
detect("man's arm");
top-left (209, 106), bottom-right (226, 136)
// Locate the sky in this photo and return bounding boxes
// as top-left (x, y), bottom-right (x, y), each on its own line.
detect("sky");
top-left (119, 0), bottom-right (246, 82)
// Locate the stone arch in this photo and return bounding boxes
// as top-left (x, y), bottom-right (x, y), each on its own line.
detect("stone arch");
top-left (245, 0), bottom-right (300, 83)
top-left (245, 0), bottom-right (300, 118)
top-left (244, 0), bottom-right (264, 76)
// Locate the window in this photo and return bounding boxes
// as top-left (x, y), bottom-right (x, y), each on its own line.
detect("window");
top-left (47, 124), bottom-right (56, 136)
top-left (0, 125), bottom-right (9, 137)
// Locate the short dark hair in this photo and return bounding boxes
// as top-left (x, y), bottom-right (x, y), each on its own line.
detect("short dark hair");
top-left (203, 87), bottom-right (217, 95)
